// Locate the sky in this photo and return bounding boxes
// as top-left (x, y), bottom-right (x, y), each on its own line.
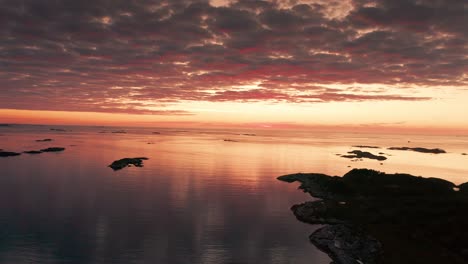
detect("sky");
top-left (0, 0), bottom-right (467, 132)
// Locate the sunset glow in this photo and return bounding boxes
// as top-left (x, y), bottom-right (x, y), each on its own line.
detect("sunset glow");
top-left (1, 0), bottom-right (467, 133)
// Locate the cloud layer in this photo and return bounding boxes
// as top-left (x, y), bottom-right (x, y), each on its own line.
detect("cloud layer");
top-left (0, 0), bottom-right (466, 114)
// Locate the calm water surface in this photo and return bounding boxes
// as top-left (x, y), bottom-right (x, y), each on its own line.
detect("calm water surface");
top-left (1, 125), bottom-right (467, 264)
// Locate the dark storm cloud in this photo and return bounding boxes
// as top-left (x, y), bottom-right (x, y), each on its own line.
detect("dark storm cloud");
top-left (0, 0), bottom-right (466, 113)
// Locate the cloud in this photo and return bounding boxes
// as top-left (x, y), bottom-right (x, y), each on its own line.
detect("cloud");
top-left (0, 0), bottom-right (465, 113)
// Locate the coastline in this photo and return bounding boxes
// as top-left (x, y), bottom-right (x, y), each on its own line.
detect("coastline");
top-left (278, 169), bottom-right (468, 264)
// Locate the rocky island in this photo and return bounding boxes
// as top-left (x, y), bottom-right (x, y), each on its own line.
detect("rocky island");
top-left (278, 169), bottom-right (468, 264)
top-left (40, 147), bottom-right (65, 152)
top-left (109, 157), bottom-right (149, 170)
top-left (339, 150), bottom-right (387, 161)
top-left (387, 147), bottom-right (446, 154)
top-left (0, 151), bottom-right (21, 157)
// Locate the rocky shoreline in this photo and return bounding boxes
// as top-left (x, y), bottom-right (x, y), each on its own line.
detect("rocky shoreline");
top-left (278, 169), bottom-right (468, 264)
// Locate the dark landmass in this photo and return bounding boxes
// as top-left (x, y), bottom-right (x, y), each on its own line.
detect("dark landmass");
top-left (0, 151), bottom-right (21, 157)
top-left (352, 145), bottom-right (381, 149)
top-left (462, 153), bottom-right (467, 156)
top-left (152, 132), bottom-right (161, 134)
top-left (223, 139), bottom-right (238, 142)
top-left (311, 224), bottom-right (382, 264)
top-left (111, 130), bottom-right (127, 134)
top-left (109, 157), bottom-right (149, 171)
top-left (388, 147), bottom-right (446, 154)
top-left (0, 124), bottom-right (10, 127)
top-left (241, 133), bottom-right (256, 136)
top-left (40, 147), bottom-right (65, 152)
top-left (99, 131), bottom-right (107, 133)
top-left (24, 150), bottom-right (43, 154)
top-left (147, 142), bottom-right (155, 144)
top-left (36, 138), bottom-right (53, 142)
top-left (50, 128), bottom-right (66, 132)
top-left (340, 150), bottom-right (387, 161)
top-left (278, 169), bottom-right (468, 264)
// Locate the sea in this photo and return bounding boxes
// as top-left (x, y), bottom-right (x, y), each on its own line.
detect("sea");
top-left (1, 124), bottom-right (467, 264)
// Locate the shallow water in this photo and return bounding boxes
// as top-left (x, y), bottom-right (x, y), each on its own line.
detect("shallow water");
top-left (0, 125), bottom-right (467, 264)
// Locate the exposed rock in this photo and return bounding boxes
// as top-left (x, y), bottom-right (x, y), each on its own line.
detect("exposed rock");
top-left (24, 150), bottom-right (43, 154)
top-left (241, 133), bottom-right (256, 136)
top-left (40, 147), bottom-right (65, 152)
top-left (36, 138), bottom-right (53, 142)
top-left (310, 224), bottom-right (382, 264)
top-left (111, 130), bottom-right (127, 134)
top-left (462, 153), bottom-right (467, 156)
top-left (340, 150), bottom-right (387, 161)
top-left (50, 128), bottom-right (66, 132)
top-left (0, 124), bottom-right (10, 127)
top-left (352, 145), bottom-right (380, 149)
top-left (278, 169), bottom-right (468, 264)
top-left (0, 151), bottom-right (21, 157)
top-left (387, 147), bottom-right (446, 154)
top-left (109, 157), bottom-right (149, 171)
top-left (223, 139), bottom-right (238, 142)
top-left (152, 132), bottom-right (161, 134)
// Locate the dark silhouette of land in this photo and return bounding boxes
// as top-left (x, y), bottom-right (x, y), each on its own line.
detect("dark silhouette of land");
top-left (109, 157), bottom-right (149, 170)
top-left (0, 151), bottom-right (21, 157)
top-left (339, 150), bottom-right (387, 161)
top-left (36, 138), bottom-right (53, 142)
top-left (278, 169), bottom-right (468, 264)
top-left (388, 147), bottom-right (446, 154)
top-left (40, 147), bottom-right (65, 152)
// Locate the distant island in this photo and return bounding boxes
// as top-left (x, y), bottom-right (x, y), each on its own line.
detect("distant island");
top-left (109, 157), bottom-right (149, 171)
top-left (339, 150), bottom-right (387, 161)
top-left (387, 147), bottom-right (446, 154)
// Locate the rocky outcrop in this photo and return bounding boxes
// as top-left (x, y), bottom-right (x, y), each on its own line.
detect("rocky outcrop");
top-left (24, 150), bottom-right (43, 154)
top-left (0, 151), bottom-right (21, 157)
top-left (109, 157), bottom-right (149, 170)
top-left (36, 139), bottom-right (53, 142)
top-left (310, 224), bottom-right (382, 264)
top-left (387, 147), bottom-right (446, 154)
top-left (339, 150), bottom-right (387, 161)
top-left (278, 169), bottom-right (468, 264)
top-left (40, 147), bottom-right (65, 152)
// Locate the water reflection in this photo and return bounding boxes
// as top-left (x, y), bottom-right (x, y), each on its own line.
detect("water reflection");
top-left (0, 126), bottom-right (467, 263)
top-left (0, 130), bottom-right (331, 264)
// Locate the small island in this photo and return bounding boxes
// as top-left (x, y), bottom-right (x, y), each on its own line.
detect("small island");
top-left (111, 130), bottom-right (127, 134)
top-left (24, 150), bottom-right (43, 154)
top-left (40, 147), bottom-right (65, 152)
top-left (109, 157), bottom-right (149, 171)
top-left (36, 138), bottom-right (53, 142)
top-left (278, 169), bottom-right (468, 264)
top-left (339, 150), bottom-right (387, 161)
top-left (50, 128), bottom-right (66, 132)
top-left (352, 145), bottom-right (381, 149)
top-left (387, 147), bottom-right (446, 154)
top-left (0, 151), bottom-right (21, 157)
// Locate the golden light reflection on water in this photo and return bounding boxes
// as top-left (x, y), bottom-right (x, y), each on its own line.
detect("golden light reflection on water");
top-left (0, 126), bottom-right (468, 263)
